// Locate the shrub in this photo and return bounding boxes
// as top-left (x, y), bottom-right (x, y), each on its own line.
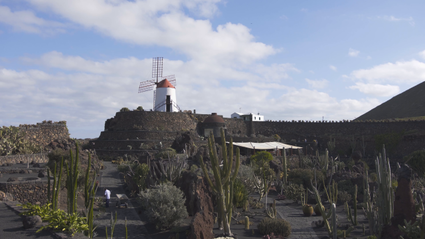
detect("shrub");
top-left (283, 183), bottom-right (305, 202)
top-left (47, 149), bottom-right (70, 171)
top-left (237, 164), bottom-right (257, 194)
top-left (338, 180), bottom-right (354, 196)
top-left (405, 150), bottom-right (425, 177)
top-left (288, 168), bottom-right (324, 189)
top-left (257, 217), bottom-right (291, 238)
top-left (338, 190), bottom-right (352, 203)
top-left (155, 148), bottom-right (177, 159)
top-left (136, 106), bottom-right (144, 111)
top-left (120, 107), bottom-right (130, 112)
top-left (139, 182), bottom-right (188, 230)
top-left (233, 178), bottom-right (249, 208)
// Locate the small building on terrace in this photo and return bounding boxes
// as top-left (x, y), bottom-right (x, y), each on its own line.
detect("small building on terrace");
top-left (201, 113), bottom-right (226, 137)
top-left (231, 112), bottom-right (265, 121)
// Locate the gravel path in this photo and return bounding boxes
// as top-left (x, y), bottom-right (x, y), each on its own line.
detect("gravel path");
top-left (93, 161), bottom-right (150, 239)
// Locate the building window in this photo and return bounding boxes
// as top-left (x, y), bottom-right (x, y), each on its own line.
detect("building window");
top-left (254, 117), bottom-right (256, 120)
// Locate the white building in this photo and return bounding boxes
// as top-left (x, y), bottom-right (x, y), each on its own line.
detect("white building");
top-left (231, 112), bottom-right (265, 121)
top-left (154, 79), bottom-right (179, 112)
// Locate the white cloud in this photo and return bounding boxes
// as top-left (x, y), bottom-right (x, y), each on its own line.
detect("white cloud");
top-left (377, 15), bottom-right (415, 26)
top-left (301, 8), bottom-right (308, 12)
top-left (280, 15), bottom-right (288, 20)
top-left (0, 5), bottom-right (65, 34)
top-left (305, 79), bottom-right (328, 89)
top-left (329, 65), bottom-right (337, 71)
top-left (349, 83), bottom-right (400, 97)
top-left (348, 48), bottom-right (360, 57)
top-left (350, 60), bottom-right (425, 84)
top-left (24, 0), bottom-right (276, 66)
top-left (419, 50), bottom-right (425, 60)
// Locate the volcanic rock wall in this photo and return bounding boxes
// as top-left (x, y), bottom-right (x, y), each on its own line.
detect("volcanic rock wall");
top-left (95, 111), bottom-right (425, 160)
top-left (19, 121), bottom-right (70, 147)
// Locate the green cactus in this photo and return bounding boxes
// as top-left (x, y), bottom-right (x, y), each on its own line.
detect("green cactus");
top-left (67, 143), bottom-right (80, 214)
top-left (85, 153), bottom-right (92, 209)
top-left (363, 145), bottom-right (393, 238)
top-left (266, 199), bottom-right (277, 218)
top-left (199, 129), bottom-right (240, 236)
top-left (323, 179), bottom-right (338, 205)
top-left (312, 186), bottom-right (337, 238)
top-left (245, 216), bottom-right (250, 230)
top-left (282, 149), bottom-right (288, 186)
top-left (346, 184), bottom-right (358, 226)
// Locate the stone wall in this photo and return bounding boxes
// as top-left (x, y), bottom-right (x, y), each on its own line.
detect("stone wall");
top-left (19, 121), bottom-right (70, 147)
top-left (0, 153), bottom-right (48, 165)
top-left (252, 120), bottom-right (425, 159)
top-left (96, 111), bottom-right (425, 160)
top-left (0, 181), bottom-right (48, 205)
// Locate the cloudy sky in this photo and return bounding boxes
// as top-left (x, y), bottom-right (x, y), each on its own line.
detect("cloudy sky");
top-left (1, 0), bottom-right (425, 138)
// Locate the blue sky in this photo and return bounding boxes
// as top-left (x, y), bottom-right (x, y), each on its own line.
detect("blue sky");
top-left (1, 0), bottom-right (425, 138)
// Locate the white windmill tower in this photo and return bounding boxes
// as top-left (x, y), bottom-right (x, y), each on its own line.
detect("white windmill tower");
top-left (138, 57), bottom-right (180, 112)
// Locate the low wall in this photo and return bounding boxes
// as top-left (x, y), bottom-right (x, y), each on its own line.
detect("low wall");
top-left (0, 181), bottom-right (48, 205)
top-left (0, 153), bottom-right (48, 166)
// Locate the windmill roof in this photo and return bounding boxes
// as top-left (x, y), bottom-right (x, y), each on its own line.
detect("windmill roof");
top-left (157, 79), bottom-right (175, 88)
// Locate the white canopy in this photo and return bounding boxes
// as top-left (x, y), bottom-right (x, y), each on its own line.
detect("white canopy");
top-left (229, 141), bottom-right (302, 150)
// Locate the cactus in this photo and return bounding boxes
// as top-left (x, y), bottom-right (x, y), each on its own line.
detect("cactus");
top-left (52, 157), bottom-right (63, 210)
top-left (199, 129), bottom-right (240, 236)
top-left (105, 211), bottom-right (118, 239)
top-left (245, 216), bottom-right (250, 230)
top-left (67, 143), bottom-right (80, 214)
top-left (282, 149), bottom-right (288, 188)
top-left (312, 186), bottom-right (337, 238)
top-left (266, 199), bottom-right (277, 218)
top-left (84, 153), bottom-right (92, 209)
top-left (346, 184), bottom-right (358, 226)
top-left (363, 145), bottom-right (393, 238)
top-left (323, 179), bottom-right (338, 205)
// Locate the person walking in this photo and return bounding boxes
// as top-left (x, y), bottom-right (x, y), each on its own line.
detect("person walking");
top-left (104, 188), bottom-right (111, 208)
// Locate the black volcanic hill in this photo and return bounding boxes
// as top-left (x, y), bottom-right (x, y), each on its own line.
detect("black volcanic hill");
top-left (356, 81), bottom-right (425, 121)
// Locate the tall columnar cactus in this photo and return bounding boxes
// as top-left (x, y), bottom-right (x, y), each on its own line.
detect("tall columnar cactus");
top-left (67, 143), bottom-right (80, 215)
top-left (199, 129), bottom-right (240, 236)
top-left (346, 184), bottom-right (358, 226)
top-left (84, 153), bottom-right (92, 209)
top-left (282, 149), bottom-right (288, 186)
top-left (86, 175), bottom-right (97, 239)
top-left (375, 145), bottom-right (394, 231)
top-left (312, 186), bottom-right (337, 238)
top-left (323, 179), bottom-right (338, 205)
top-left (53, 157), bottom-right (64, 210)
top-left (363, 145), bottom-right (393, 238)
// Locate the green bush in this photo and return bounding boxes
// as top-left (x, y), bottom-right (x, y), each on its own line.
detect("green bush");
top-left (155, 148), bottom-right (177, 159)
top-left (233, 178), bottom-right (248, 208)
top-left (237, 164), bottom-right (257, 194)
top-left (120, 107), bottom-right (130, 112)
top-left (257, 217), bottom-right (291, 237)
top-left (139, 182), bottom-right (188, 230)
top-left (405, 150), bottom-right (425, 177)
top-left (133, 163), bottom-right (149, 191)
top-left (20, 203), bottom-right (88, 236)
top-left (47, 149), bottom-right (70, 172)
top-left (283, 183), bottom-right (305, 202)
top-left (136, 106), bottom-right (144, 111)
top-left (288, 168), bottom-right (324, 189)
top-left (338, 180), bottom-right (355, 196)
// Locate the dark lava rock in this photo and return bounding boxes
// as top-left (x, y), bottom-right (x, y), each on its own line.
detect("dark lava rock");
top-left (22, 215), bottom-right (42, 229)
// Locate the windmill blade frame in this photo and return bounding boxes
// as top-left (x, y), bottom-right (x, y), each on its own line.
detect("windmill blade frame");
top-left (138, 79), bottom-right (156, 93)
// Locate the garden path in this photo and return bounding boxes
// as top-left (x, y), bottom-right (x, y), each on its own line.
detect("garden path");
top-left (93, 161), bottom-right (150, 239)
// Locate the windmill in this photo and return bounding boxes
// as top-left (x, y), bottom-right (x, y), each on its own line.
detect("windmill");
top-left (138, 57), bottom-right (179, 112)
